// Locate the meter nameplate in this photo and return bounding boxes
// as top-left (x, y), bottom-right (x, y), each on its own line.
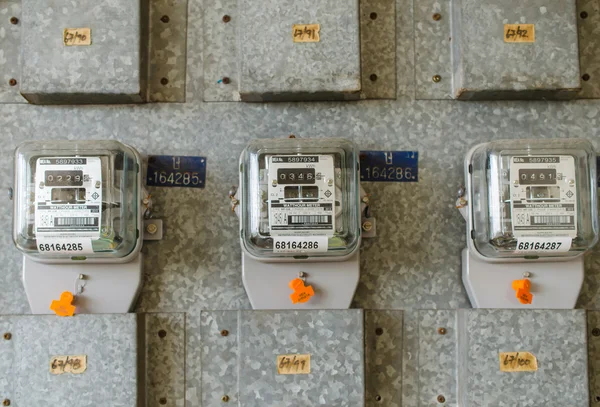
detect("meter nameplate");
top-left (504, 24), bottom-right (535, 43)
top-left (277, 354), bottom-right (311, 374)
top-left (50, 355), bottom-right (87, 375)
top-left (147, 155), bottom-right (206, 188)
top-left (360, 151), bottom-right (418, 182)
top-left (510, 156), bottom-right (577, 240)
top-left (499, 352), bottom-right (538, 372)
top-left (63, 28), bottom-right (92, 46)
top-left (35, 157), bottom-right (102, 254)
top-left (292, 24), bottom-right (320, 43)
top-left (273, 236), bottom-right (328, 253)
top-left (268, 155), bottom-right (335, 237)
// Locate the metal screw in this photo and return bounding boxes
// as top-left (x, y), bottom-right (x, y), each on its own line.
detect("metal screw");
top-left (370, 12), bottom-right (377, 20)
top-left (523, 272), bottom-right (531, 278)
top-left (2, 399), bottom-right (10, 406)
top-left (437, 395), bottom-right (446, 403)
top-left (222, 77), bottom-right (231, 84)
top-left (583, 74), bottom-right (591, 81)
top-left (581, 11), bottom-right (588, 19)
top-left (438, 327), bottom-right (447, 335)
top-left (595, 395), bottom-right (600, 403)
top-left (222, 15), bottom-right (231, 23)
top-left (593, 328), bottom-right (600, 337)
top-left (433, 13), bottom-right (442, 21)
top-left (3, 333), bottom-right (11, 340)
top-left (159, 397), bottom-right (167, 405)
top-left (8, 79), bottom-right (17, 87)
top-left (158, 330), bottom-right (167, 339)
top-left (9, 17), bottom-right (18, 25)
top-left (432, 75), bottom-right (441, 83)
top-left (272, 180), bottom-right (278, 187)
top-left (375, 327), bottom-right (384, 336)
top-left (375, 395), bottom-right (382, 402)
top-left (369, 74), bottom-right (378, 82)
top-left (95, 181), bottom-right (101, 188)
top-left (221, 329), bottom-right (229, 337)
top-left (362, 221), bottom-right (373, 232)
top-left (568, 179), bottom-right (575, 187)
top-left (160, 15), bottom-right (170, 23)
top-left (146, 223), bottom-right (158, 235)
top-left (8, 187), bottom-right (13, 200)
top-left (298, 271), bottom-right (306, 278)
top-left (222, 395), bottom-right (230, 402)
top-left (161, 77), bottom-right (169, 86)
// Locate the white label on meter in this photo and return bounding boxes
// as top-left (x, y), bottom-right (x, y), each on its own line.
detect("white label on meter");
top-left (510, 155), bottom-right (577, 239)
top-left (34, 157), bottom-right (102, 254)
top-left (515, 237), bottom-right (572, 253)
top-left (273, 236), bottom-right (329, 253)
top-left (268, 155), bottom-right (336, 237)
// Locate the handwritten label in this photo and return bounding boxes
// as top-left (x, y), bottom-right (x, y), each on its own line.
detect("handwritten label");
top-left (499, 352), bottom-right (538, 372)
top-left (50, 355), bottom-right (87, 375)
top-left (504, 24), bottom-right (535, 43)
top-left (64, 28), bottom-right (91, 46)
top-left (293, 24), bottom-right (320, 43)
top-left (277, 354), bottom-right (311, 374)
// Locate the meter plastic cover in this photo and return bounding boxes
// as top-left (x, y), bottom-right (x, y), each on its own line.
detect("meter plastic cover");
top-left (13, 140), bottom-right (142, 262)
top-left (466, 138), bottom-right (598, 260)
top-left (239, 138), bottom-right (361, 260)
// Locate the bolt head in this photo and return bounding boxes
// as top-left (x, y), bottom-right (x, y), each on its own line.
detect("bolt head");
top-left (369, 12), bottom-right (377, 20)
top-left (3, 333), bottom-right (11, 340)
top-left (593, 328), bottom-right (600, 337)
top-left (159, 397), bottom-right (167, 405)
top-left (437, 395), bottom-right (446, 403)
top-left (146, 223), bottom-right (158, 235)
top-left (362, 221), bottom-right (373, 232)
top-left (222, 15), bottom-right (231, 23)
top-left (160, 15), bottom-right (170, 23)
top-left (375, 327), bottom-right (384, 336)
top-left (8, 79), bottom-right (17, 87)
top-left (221, 329), bottom-right (229, 337)
top-left (438, 327), bottom-right (447, 335)
top-left (433, 13), bottom-right (442, 21)
top-left (222, 395), bottom-right (230, 402)
top-left (161, 77), bottom-right (169, 86)
top-left (432, 75), bottom-right (442, 83)
top-left (10, 17), bottom-right (18, 25)
top-left (3, 399), bottom-right (10, 406)
top-left (222, 77), bottom-right (231, 85)
top-left (158, 330), bottom-right (167, 338)
top-left (523, 272), bottom-right (531, 278)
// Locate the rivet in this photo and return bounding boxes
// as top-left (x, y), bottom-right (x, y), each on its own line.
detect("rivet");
top-left (437, 395), bottom-right (446, 403)
top-left (375, 395), bottom-right (382, 402)
top-left (158, 330), bottom-right (167, 339)
top-left (9, 17), bottom-right (18, 25)
top-left (595, 395), bottom-right (600, 403)
top-left (580, 11), bottom-right (589, 19)
top-left (222, 395), bottom-right (230, 402)
top-left (3, 333), bottom-right (11, 340)
top-left (375, 328), bottom-right (384, 336)
top-left (160, 15), bottom-right (170, 23)
top-left (593, 328), bottom-right (600, 337)
top-left (369, 74), bottom-right (378, 82)
top-left (438, 327), bottom-right (447, 335)
top-left (159, 397), bottom-right (167, 405)
top-left (433, 13), bottom-right (442, 21)
top-left (298, 271), bottom-right (306, 278)
top-left (222, 15), bottom-right (231, 23)
top-left (523, 272), bottom-right (531, 278)
top-left (8, 79), bottom-right (17, 87)
top-left (432, 75), bottom-right (442, 83)
top-left (583, 73), bottom-right (591, 82)
top-left (370, 12), bottom-right (377, 20)
top-left (222, 77), bottom-right (231, 85)
top-left (161, 77), bottom-right (169, 86)
top-left (2, 399), bottom-right (10, 406)
top-left (221, 329), bottom-right (229, 337)
top-left (288, 134), bottom-right (296, 138)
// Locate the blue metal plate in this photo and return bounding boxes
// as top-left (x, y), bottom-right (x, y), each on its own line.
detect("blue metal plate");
top-left (147, 155), bottom-right (206, 188)
top-left (359, 151), bottom-right (418, 182)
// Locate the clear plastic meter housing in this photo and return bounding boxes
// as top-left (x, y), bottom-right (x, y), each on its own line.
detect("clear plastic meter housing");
top-left (240, 138), bottom-right (361, 259)
top-left (13, 140), bottom-right (142, 262)
top-left (467, 138), bottom-right (598, 259)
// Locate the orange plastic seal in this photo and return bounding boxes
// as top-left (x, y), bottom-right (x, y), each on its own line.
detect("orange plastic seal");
top-left (50, 291), bottom-right (76, 317)
top-left (289, 278), bottom-right (315, 304)
top-left (511, 279), bottom-right (533, 305)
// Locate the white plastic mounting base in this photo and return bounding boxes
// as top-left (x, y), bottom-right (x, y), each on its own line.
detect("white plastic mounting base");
top-left (23, 254), bottom-right (143, 314)
top-left (242, 253), bottom-right (360, 309)
top-left (462, 248), bottom-right (583, 309)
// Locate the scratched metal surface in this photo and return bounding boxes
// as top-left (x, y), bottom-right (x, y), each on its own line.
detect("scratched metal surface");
top-left (588, 311), bottom-right (600, 405)
top-left (0, 314), bottom-right (139, 406)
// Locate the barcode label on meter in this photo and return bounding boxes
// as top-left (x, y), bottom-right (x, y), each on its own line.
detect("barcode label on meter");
top-left (531, 216), bottom-right (573, 225)
top-left (290, 215), bottom-right (330, 224)
top-left (55, 217), bottom-right (99, 227)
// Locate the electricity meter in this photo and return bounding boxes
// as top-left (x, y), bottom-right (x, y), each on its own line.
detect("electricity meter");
top-left (13, 140), bottom-right (144, 314)
top-left (236, 137), bottom-right (364, 309)
top-left (459, 138), bottom-right (598, 308)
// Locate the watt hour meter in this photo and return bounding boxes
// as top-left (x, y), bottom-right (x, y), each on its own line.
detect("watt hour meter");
top-left (459, 138), bottom-right (598, 308)
top-left (13, 140), bottom-right (144, 314)
top-left (235, 138), bottom-right (365, 309)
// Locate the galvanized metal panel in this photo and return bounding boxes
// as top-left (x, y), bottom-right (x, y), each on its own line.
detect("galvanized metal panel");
top-left (0, 0), bottom-right (26, 104)
top-left (577, 0), bottom-right (600, 99)
top-left (0, 314), bottom-right (140, 407)
top-left (587, 310), bottom-right (600, 406)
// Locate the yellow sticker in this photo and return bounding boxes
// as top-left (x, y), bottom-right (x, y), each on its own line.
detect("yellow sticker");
top-left (292, 24), bottom-right (320, 43)
top-left (499, 351), bottom-right (538, 372)
top-left (64, 28), bottom-right (92, 46)
top-left (277, 354), bottom-right (311, 374)
top-left (50, 355), bottom-right (87, 375)
top-left (504, 24), bottom-right (535, 43)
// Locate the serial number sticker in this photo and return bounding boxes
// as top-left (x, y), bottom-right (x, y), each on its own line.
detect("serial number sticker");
top-left (504, 24), bottom-right (535, 43)
top-left (499, 352), bottom-right (538, 372)
top-left (36, 236), bottom-right (93, 254)
top-left (359, 151), bottom-right (418, 182)
top-left (292, 24), bottom-right (320, 43)
top-left (277, 354), bottom-right (311, 375)
top-left (147, 155), bottom-right (206, 188)
top-left (64, 28), bottom-right (91, 46)
top-left (50, 355), bottom-right (87, 375)
top-left (515, 237), bottom-right (572, 253)
top-left (273, 236), bottom-right (328, 253)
